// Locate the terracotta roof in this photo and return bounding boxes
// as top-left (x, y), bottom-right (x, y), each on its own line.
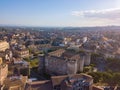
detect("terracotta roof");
top-left (25, 80), bottom-right (53, 90)
top-left (92, 86), bottom-right (104, 90)
top-left (48, 49), bottom-right (65, 57)
top-left (51, 74), bottom-right (93, 86)
top-left (70, 54), bottom-right (80, 60)
top-left (4, 78), bottom-right (24, 90)
top-left (51, 75), bottom-right (68, 86)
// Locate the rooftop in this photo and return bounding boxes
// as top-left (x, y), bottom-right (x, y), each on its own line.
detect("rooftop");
top-left (51, 73), bottom-right (93, 86)
top-left (4, 77), bottom-right (24, 90)
top-left (25, 80), bottom-right (53, 90)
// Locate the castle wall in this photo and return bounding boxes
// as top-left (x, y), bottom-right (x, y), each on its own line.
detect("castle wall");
top-left (84, 53), bottom-right (91, 66)
top-left (38, 51), bottom-right (91, 75)
top-left (45, 56), bottom-right (68, 75)
top-left (79, 56), bottom-right (85, 72)
top-left (38, 54), bottom-right (45, 74)
top-left (67, 60), bottom-right (77, 74)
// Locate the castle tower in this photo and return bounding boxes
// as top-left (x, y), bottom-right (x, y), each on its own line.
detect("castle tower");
top-left (38, 54), bottom-right (45, 74)
top-left (84, 52), bottom-right (91, 66)
top-left (67, 59), bottom-right (77, 75)
top-left (79, 56), bottom-right (85, 72)
top-left (79, 53), bottom-right (85, 72)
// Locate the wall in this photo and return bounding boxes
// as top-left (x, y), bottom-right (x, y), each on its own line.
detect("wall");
top-left (67, 60), bottom-right (77, 74)
top-left (84, 53), bottom-right (91, 66)
top-left (0, 64), bottom-right (8, 85)
top-left (45, 56), bottom-right (68, 75)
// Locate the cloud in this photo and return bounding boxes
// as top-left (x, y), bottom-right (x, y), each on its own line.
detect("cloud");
top-left (72, 8), bottom-right (120, 20)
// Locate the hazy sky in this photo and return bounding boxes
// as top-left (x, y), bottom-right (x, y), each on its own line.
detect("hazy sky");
top-left (0, 0), bottom-right (120, 27)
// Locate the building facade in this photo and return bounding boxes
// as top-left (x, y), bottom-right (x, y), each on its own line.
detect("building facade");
top-left (14, 49), bottom-right (29, 58)
top-left (0, 41), bottom-right (9, 51)
top-left (0, 63), bottom-right (8, 85)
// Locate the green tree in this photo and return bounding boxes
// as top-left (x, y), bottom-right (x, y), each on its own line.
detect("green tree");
top-left (88, 72), bottom-right (102, 83)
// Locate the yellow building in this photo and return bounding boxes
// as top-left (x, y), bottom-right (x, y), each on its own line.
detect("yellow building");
top-left (0, 57), bottom-right (8, 85)
top-left (0, 64), bottom-right (8, 85)
top-left (0, 41), bottom-right (9, 51)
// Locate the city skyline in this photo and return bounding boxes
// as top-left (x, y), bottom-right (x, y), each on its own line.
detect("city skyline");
top-left (0, 0), bottom-right (120, 27)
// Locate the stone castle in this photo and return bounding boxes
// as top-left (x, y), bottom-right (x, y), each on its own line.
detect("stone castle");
top-left (38, 49), bottom-right (91, 75)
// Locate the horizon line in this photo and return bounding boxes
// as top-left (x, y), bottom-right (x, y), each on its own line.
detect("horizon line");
top-left (0, 24), bottom-right (120, 28)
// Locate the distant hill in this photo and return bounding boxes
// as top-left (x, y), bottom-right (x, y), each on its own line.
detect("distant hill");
top-left (0, 25), bottom-right (120, 31)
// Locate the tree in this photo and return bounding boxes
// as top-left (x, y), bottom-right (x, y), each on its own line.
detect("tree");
top-left (88, 72), bottom-right (102, 83)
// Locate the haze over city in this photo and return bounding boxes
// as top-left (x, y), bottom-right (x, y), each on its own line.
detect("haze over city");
top-left (0, 0), bottom-right (120, 27)
top-left (1, 0), bottom-right (120, 90)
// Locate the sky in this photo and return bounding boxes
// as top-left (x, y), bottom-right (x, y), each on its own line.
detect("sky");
top-left (0, 0), bottom-right (120, 27)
